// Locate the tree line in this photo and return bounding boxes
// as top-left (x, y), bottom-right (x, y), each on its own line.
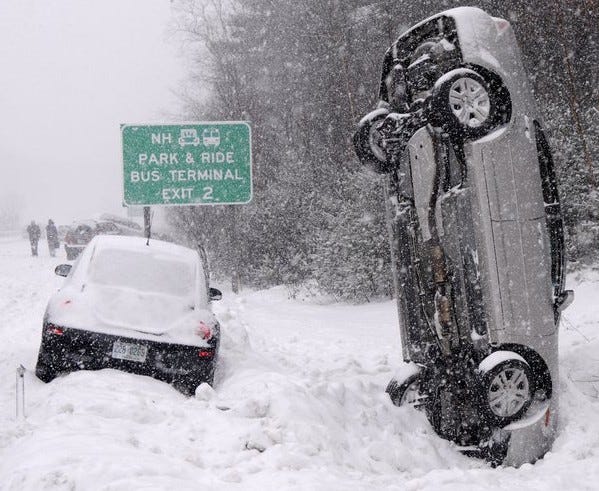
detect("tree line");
top-left (168, 0), bottom-right (598, 301)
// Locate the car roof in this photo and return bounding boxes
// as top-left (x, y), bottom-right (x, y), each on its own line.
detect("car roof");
top-left (88, 235), bottom-right (198, 261)
top-left (70, 219), bottom-right (97, 228)
top-left (98, 213), bottom-right (143, 229)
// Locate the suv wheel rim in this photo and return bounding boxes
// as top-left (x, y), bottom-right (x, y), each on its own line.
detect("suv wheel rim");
top-left (487, 367), bottom-right (530, 418)
top-left (449, 77), bottom-right (490, 128)
top-left (369, 123), bottom-right (386, 162)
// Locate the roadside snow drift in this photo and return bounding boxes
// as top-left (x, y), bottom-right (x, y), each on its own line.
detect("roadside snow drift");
top-left (1, 237), bottom-right (599, 490)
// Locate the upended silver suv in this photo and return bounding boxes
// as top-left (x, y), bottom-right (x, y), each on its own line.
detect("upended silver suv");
top-left (354, 7), bottom-right (573, 465)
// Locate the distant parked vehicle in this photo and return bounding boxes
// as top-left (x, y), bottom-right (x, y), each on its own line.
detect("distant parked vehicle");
top-left (98, 213), bottom-right (143, 237)
top-left (64, 220), bottom-right (121, 260)
top-left (35, 235), bottom-right (222, 395)
top-left (64, 222), bottom-right (94, 260)
top-left (95, 220), bottom-right (121, 236)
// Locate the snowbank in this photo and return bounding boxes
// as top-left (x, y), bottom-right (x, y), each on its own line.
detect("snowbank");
top-left (1, 239), bottom-right (599, 489)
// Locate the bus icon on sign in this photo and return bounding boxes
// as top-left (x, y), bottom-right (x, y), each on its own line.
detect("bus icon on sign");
top-left (202, 128), bottom-right (220, 147)
top-left (178, 128), bottom-right (200, 147)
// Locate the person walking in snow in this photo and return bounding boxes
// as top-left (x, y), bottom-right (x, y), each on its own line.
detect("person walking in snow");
top-left (27, 220), bottom-right (41, 256)
top-left (46, 219), bottom-right (59, 257)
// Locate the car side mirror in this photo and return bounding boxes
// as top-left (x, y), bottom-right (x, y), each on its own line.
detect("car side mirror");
top-left (55, 264), bottom-right (72, 277)
top-left (555, 290), bottom-right (574, 312)
top-left (209, 287), bottom-right (222, 301)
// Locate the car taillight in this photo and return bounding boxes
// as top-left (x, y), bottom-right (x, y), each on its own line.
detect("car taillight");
top-left (195, 321), bottom-right (212, 340)
top-left (198, 350), bottom-right (213, 358)
top-left (46, 324), bottom-right (64, 336)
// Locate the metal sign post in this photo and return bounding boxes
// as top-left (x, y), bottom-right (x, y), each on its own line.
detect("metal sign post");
top-left (143, 206), bottom-right (151, 240)
top-left (15, 365), bottom-right (25, 419)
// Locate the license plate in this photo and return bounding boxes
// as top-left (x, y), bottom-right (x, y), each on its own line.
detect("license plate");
top-left (111, 340), bottom-right (148, 363)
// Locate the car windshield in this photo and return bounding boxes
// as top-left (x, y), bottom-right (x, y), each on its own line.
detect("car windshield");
top-left (88, 248), bottom-right (196, 297)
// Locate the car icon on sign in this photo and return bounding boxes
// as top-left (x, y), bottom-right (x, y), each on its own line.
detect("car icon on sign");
top-left (178, 128), bottom-right (200, 147)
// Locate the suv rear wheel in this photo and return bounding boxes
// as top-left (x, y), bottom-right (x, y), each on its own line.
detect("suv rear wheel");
top-left (478, 351), bottom-right (533, 426)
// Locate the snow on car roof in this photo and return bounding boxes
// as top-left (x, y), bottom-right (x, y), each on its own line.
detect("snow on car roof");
top-left (88, 234), bottom-right (197, 260)
top-left (70, 219), bottom-right (97, 228)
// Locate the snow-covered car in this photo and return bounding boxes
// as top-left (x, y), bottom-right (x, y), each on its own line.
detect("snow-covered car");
top-left (354, 7), bottom-right (573, 465)
top-left (35, 235), bottom-right (222, 395)
top-left (63, 222), bottom-right (95, 260)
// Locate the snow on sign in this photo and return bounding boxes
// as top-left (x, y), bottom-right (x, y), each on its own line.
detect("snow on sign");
top-left (121, 122), bottom-right (252, 206)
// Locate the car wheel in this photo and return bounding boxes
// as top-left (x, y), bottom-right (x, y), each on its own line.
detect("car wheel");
top-left (429, 68), bottom-right (503, 139)
top-left (478, 351), bottom-right (533, 426)
top-left (386, 373), bottom-right (426, 409)
top-left (176, 367), bottom-right (215, 396)
top-left (353, 108), bottom-right (393, 173)
top-left (35, 350), bottom-right (59, 383)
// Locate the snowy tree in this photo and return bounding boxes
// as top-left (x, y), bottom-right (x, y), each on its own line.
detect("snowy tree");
top-left (169, 0), bottom-right (598, 300)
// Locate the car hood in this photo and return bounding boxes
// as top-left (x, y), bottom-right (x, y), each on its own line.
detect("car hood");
top-left (46, 284), bottom-right (217, 345)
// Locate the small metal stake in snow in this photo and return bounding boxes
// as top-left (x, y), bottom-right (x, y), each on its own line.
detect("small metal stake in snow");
top-left (144, 206), bottom-right (151, 245)
top-left (15, 365), bottom-right (26, 420)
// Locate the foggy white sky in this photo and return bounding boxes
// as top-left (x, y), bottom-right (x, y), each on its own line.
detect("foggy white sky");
top-left (0, 0), bottom-right (185, 226)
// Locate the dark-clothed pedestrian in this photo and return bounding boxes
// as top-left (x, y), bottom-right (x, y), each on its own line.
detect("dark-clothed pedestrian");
top-left (46, 219), bottom-right (59, 257)
top-left (27, 220), bottom-right (41, 256)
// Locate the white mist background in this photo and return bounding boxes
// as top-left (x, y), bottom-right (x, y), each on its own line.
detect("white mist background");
top-left (0, 0), bottom-right (184, 226)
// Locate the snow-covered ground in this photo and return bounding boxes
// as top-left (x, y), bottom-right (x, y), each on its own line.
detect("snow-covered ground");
top-left (1, 237), bottom-right (599, 490)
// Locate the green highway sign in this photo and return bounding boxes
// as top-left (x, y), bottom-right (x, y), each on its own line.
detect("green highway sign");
top-left (121, 122), bottom-right (252, 206)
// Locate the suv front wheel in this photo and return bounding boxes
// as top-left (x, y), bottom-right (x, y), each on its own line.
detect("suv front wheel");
top-left (429, 68), bottom-right (503, 139)
top-left (353, 108), bottom-right (393, 173)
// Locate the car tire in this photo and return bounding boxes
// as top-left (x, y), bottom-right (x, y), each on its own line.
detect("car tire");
top-left (176, 367), bottom-right (215, 396)
top-left (353, 108), bottom-right (393, 173)
top-left (478, 351), bottom-right (533, 426)
top-left (35, 350), bottom-right (59, 383)
top-left (386, 373), bottom-right (425, 408)
top-left (429, 68), bottom-right (507, 140)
